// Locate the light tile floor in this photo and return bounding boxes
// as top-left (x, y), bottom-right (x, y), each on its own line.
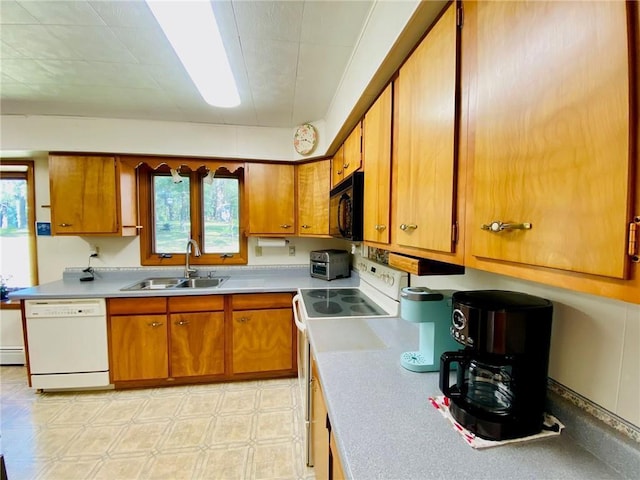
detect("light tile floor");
top-left (0, 366), bottom-right (315, 480)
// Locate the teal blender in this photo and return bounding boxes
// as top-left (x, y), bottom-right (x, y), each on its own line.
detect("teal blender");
top-left (400, 287), bottom-right (458, 372)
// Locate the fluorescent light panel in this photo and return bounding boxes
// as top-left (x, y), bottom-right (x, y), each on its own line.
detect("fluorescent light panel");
top-left (146, 0), bottom-right (240, 108)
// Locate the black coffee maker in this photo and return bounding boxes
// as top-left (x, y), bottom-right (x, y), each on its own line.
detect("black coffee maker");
top-left (439, 290), bottom-right (553, 440)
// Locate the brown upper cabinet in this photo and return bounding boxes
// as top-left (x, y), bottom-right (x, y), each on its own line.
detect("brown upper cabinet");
top-left (363, 84), bottom-right (393, 244)
top-left (246, 163), bottom-right (296, 235)
top-left (49, 154), bottom-right (138, 236)
top-left (332, 122), bottom-right (362, 188)
top-left (297, 160), bottom-right (331, 236)
top-left (464, 1), bottom-right (634, 281)
top-left (394, 2), bottom-right (459, 254)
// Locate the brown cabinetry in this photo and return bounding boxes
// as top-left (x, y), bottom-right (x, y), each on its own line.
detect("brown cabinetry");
top-left (109, 297), bottom-right (168, 382)
top-left (49, 154), bottom-right (138, 236)
top-left (464, 0), bottom-right (634, 282)
top-left (231, 293), bottom-right (295, 375)
top-left (246, 163), bottom-right (296, 235)
top-left (363, 84), bottom-right (393, 244)
top-left (297, 160), bottom-right (331, 236)
top-left (332, 123), bottom-right (362, 188)
top-left (394, 2), bottom-right (458, 254)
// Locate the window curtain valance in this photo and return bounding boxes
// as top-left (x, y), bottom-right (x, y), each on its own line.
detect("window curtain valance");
top-left (119, 156), bottom-right (244, 176)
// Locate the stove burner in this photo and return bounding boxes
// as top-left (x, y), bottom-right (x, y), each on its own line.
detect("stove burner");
top-left (308, 290), bottom-right (338, 299)
top-left (350, 304), bottom-right (378, 314)
top-left (342, 296), bottom-right (365, 304)
top-left (313, 301), bottom-right (343, 315)
top-left (336, 289), bottom-right (360, 296)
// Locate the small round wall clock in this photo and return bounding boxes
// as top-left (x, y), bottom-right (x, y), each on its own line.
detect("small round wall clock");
top-left (293, 123), bottom-right (318, 155)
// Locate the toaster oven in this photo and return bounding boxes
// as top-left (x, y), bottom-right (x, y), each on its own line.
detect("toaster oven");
top-left (310, 249), bottom-right (350, 280)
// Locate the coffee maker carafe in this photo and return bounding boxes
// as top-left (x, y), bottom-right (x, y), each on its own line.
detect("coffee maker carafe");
top-left (439, 290), bottom-right (553, 440)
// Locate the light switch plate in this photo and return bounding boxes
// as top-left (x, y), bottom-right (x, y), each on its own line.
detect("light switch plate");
top-left (255, 246), bottom-right (262, 257)
top-left (289, 246), bottom-right (296, 256)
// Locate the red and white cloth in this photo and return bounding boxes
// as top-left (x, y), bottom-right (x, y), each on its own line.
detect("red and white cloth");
top-left (428, 395), bottom-right (564, 449)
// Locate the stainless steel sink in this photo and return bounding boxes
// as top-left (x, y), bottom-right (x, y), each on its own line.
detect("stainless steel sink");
top-left (174, 277), bottom-right (228, 289)
top-left (121, 276), bottom-right (228, 291)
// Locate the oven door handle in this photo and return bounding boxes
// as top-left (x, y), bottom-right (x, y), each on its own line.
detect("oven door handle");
top-left (292, 294), bottom-right (306, 333)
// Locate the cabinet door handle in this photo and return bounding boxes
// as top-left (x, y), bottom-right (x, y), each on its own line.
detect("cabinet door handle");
top-left (58, 223), bottom-right (73, 227)
top-left (481, 221), bottom-right (532, 233)
top-left (175, 320), bottom-right (189, 326)
top-left (301, 224), bottom-right (311, 229)
top-left (237, 317), bottom-right (250, 323)
top-left (374, 224), bottom-right (386, 231)
top-left (148, 321), bottom-right (163, 328)
top-left (343, 163), bottom-right (350, 169)
top-left (399, 223), bottom-right (417, 231)
top-left (280, 224), bottom-right (292, 229)
top-left (336, 169), bottom-right (343, 175)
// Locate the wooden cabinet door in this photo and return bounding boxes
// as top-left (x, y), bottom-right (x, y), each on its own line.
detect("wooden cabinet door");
top-left (247, 163), bottom-right (296, 234)
top-left (232, 308), bottom-right (293, 374)
top-left (342, 122), bottom-right (362, 179)
top-left (331, 146), bottom-right (345, 188)
top-left (467, 1), bottom-right (632, 279)
top-left (170, 312), bottom-right (224, 377)
top-left (298, 160), bottom-right (330, 235)
top-left (395, 3), bottom-right (458, 253)
top-left (363, 84), bottom-right (393, 244)
top-left (49, 155), bottom-right (118, 235)
top-left (110, 314), bottom-right (168, 381)
top-left (311, 360), bottom-right (329, 479)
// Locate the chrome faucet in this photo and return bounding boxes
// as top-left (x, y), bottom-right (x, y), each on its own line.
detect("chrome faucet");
top-left (184, 239), bottom-right (201, 278)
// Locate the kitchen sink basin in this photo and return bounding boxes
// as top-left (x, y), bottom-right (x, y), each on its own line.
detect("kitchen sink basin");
top-left (121, 276), bottom-right (228, 291)
top-left (174, 277), bottom-right (228, 289)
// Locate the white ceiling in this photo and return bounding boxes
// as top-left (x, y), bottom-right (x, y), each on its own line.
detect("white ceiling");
top-left (0, 0), bottom-right (375, 128)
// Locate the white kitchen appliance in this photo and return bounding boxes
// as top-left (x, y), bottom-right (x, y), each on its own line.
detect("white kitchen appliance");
top-left (293, 256), bottom-right (408, 466)
top-left (24, 298), bottom-right (110, 390)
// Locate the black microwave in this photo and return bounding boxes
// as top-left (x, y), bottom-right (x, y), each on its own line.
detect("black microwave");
top-left (329, 172), bottom-right (364, 241)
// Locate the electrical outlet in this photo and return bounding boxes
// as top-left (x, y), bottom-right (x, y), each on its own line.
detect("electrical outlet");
top-left (255, 246), bottom-right (262, 257)
top-left (89, 245), bottom-right (99, 257)
top-left (288, 246), bottom-right (296, 256)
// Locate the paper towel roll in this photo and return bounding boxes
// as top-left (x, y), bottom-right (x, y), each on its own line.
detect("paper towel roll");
top-left (257, 238), bottom-right (289, 247)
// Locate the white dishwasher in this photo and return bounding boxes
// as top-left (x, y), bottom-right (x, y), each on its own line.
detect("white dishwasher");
top-left (25, 298), bottom-right (110, 390)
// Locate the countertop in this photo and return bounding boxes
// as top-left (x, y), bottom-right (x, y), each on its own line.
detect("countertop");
top-left (307, 316), bottom-right (635, 479)
top-left (8, 265), bottom-right (359, 300)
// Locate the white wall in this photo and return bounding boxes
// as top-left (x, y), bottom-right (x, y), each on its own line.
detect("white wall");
top-left (411, 269), bottom-right (640, 428)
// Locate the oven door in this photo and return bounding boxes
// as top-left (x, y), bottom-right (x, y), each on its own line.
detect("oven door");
top-left (292, 294), bottom-right (313, 466)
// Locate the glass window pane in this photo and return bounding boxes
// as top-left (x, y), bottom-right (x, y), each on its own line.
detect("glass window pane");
top-left (0, 178), bottom-right (33, 287)
top-left (153, 175), bottom-right (191, 253)
top-left (203, 177), bottom-right (240, 253)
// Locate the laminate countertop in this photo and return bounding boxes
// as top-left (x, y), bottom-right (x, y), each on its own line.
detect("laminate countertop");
top-left (8, 265), bottom-right (358, 300)
top-left (306, 316), bottom-right (639, 480)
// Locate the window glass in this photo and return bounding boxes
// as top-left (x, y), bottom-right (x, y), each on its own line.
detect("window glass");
top-left (203, 177), bottom-right (240, 253)
top-left (0, 163), bottom-right (36, 288)
top-left (153, 174), bottom-right (191, 253)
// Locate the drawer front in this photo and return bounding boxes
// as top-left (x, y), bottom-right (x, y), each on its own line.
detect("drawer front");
top-left (108, 297), bottom-right (167, 315)
top-left (168, 295), bottom-right (224, 313)
top-left (232, 293), bottom-right (293, 310)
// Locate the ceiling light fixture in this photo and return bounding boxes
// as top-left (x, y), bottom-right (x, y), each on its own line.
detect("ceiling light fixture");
top-left (146, 0), bottom-right (240, 108)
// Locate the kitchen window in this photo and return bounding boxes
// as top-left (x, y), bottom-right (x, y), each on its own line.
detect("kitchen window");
top-left (138, 163), bottom-right (247, 266)
top-left (0, 160), bottom-right (38, 292)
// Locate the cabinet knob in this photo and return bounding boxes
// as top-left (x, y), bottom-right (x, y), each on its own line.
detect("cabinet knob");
top-left (302, 224), bottom-right (311, 229)
top-left (58, 223), bottom-right (73, 227)
top-left (399, 224), bottom-right (417, 231)
top-left (280, 224), bottom-right (292, 229)
top-left (481, 221), bottom-right (532, 232)
top-left (175, 320), bottom-right (189, 326)
top-left (237, 317), bottom-right (250, 323)
top-left (343, 163), bottom-right (350, 169)
top-left (148, 321), bottom-right (163, 328)
top-left (336, 169), bottom-right (343, 175)
top-left (374, 224), bottom-right (386, 231)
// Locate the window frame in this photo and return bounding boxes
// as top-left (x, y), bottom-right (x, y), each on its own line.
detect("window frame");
top-left (138, 163), bottom-right (248, 266)
top-left (0, 160), bottom-right (39, 289)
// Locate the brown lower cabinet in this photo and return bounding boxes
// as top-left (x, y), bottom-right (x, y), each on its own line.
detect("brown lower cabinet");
top-left (107, 293), bottom-right (296, 388)
top-left (312, 358), bottom-right (345, 480)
